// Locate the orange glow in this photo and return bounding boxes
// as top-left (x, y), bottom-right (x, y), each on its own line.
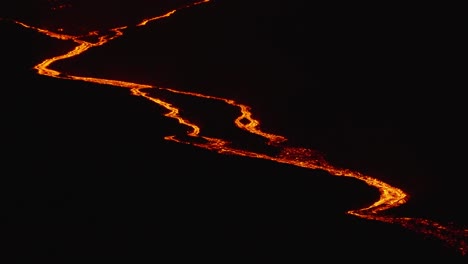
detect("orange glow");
top-left (10, 0), bottom-right (467, 256)
top-left (162, 87), bottom-right (287, 145)
top-left (137, 0), bottom-right (210, 27)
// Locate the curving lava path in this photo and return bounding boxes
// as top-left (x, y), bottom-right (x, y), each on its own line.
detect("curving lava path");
top-left (5, 0), bottom-right (467, 256)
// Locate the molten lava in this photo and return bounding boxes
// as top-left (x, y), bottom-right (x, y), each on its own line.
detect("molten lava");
top-left (7, 0), bottom-right (467, 256)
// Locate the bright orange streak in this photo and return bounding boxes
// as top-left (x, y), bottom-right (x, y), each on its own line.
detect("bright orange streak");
top-left (137, 10), bottom-right (177, 26)
top-left (10, 0), bottom-right (467, 256)
top-left (130, 88), bottom-right (200, 137)
top-left (137, 0), bottom-right (210, 26)
top-left (162, 87), bottom-right (287, 145)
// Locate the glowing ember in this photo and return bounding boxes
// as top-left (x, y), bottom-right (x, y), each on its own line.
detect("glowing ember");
top-left (7, 0), bottom-right (467, 256)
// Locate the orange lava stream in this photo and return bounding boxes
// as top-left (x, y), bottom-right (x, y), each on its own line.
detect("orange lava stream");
top-left (9, 0), bottom-right (467, 256)
top-left (162, 87), bottom-right (287, 145)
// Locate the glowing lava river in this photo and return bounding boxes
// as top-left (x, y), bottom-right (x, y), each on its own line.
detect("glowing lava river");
top-left (4, 0), bottom-right (466, 256)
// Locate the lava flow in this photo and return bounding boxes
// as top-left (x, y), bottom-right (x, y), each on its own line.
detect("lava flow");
top-left (7, 0), bottom-right (467, 256)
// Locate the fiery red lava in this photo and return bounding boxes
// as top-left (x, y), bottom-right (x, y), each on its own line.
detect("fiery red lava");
top-left (7, 0), bottom-right (467, 256)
